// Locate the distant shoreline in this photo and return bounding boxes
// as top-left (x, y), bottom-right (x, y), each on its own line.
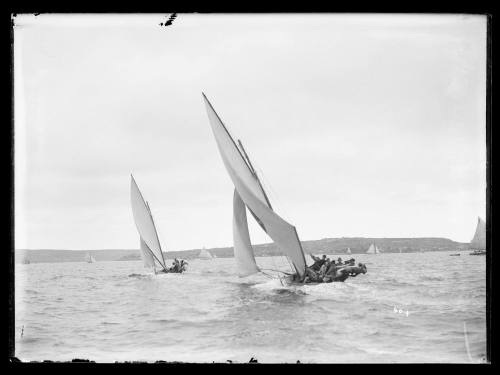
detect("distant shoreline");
top-left (15, 237), bottom-right (469, 264)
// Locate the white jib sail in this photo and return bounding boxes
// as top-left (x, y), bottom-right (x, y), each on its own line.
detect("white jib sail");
top-left (233, 189), bottom-right (260, 276)
top-left (470, 217), bottom-right (486, 250)
top-left (140, 237), bottom-right (156, 268)
top-left (203, 93), bottom-right (307, 279)
top-left (130, 175), bottom-right (167, 271)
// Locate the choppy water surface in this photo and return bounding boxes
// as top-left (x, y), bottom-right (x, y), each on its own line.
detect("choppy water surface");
top-left (15, 251), bottom-right (487, 363)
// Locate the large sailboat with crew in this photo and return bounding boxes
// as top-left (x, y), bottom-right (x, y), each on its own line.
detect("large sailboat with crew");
top-left (202, 93), bottom-right (366, 284)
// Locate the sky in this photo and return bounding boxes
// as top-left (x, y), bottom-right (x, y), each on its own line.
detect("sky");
top-left (14, 13), bottom-right (487, 251)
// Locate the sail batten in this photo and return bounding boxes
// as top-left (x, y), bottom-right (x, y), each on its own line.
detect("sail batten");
top-left (203, 94), bottom-right (307, 279)
top-left (130, 175), bottom-right (168, 271)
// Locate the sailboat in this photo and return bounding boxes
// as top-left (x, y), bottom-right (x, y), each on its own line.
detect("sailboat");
top-left (346, 247), bottom-right (352, 255)
top-left (198, 247), bottom-right (214, 260)
top-left (469, 216), bottom-right (486, 255)
top-left (203, 93), bottom-right (307, 283)
top-left (130, 175), bottom-right (171, 273)
top-left (366, 243), bottom-right (381, 254)
top-left (85, 252), bottom-right (96, 263)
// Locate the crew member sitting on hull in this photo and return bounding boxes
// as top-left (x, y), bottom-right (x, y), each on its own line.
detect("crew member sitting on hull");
top-left (319, 258), bottom-right (331, 277)
top-left (309, 254), bottom-right (327, 271)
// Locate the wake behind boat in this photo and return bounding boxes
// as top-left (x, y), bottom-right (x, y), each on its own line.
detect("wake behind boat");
top-left (202, 93), bottom-right (366, 285)
top-left (130, 175), bottom-right (187, 274)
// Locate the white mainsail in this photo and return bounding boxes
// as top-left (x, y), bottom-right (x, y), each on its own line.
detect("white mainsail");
top-left (203, 93), bottom-right (307, 279)
top-left (375, 245), bottom-right (381, 254)
top-left (470, 217), bottom-right (486, 250)
top-left (130, 175), bottom-right (168, 272)
top-left (346, 247), bottom-right (352, 254)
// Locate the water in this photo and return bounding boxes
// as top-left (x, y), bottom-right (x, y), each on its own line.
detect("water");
top-left (15, 251), bottom-right (487, 363)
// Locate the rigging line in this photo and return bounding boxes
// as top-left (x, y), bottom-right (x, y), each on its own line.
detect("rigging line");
top-left (252, 163), bottom-right (293, 222)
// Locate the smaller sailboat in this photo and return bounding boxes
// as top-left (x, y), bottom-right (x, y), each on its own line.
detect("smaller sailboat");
top-left (198, 247), bottom-right (214, 260)
top-left (346, 247), bottom-right (352, 255)
top-left (85, 252), bottom-right (96, 263)
top-left (366, 243), bottom-right (381, 254)
top-left (131, 175), bottom-right (170, 274)
top-left (469, 217), bottom-right (486, 255)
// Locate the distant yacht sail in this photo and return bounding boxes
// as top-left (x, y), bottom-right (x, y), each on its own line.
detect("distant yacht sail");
top-left (130, 175), bottom-right (169, 273)
top-left (470, 217), bottom-right (486, 250)
top-left (85, 252), bottom-right (96, 263)
top-left (366, 243), bottom-right (380, 254)
top-left (346, 247), bottom-right (352, 255)
top-left (203, 93), bottom-right (307, 280)
top-left (198, 247), bottom-right (214, 260)
top-left (469, 216), bottom-right (486, 255)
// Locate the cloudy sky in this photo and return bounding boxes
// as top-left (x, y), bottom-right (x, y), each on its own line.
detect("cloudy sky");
top-left (14, 13), bottom-right (487, 251)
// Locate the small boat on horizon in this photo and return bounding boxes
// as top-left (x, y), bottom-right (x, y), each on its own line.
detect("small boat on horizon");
top-left (85, 252), bottom-right (96, 263)
top-left (198, 247), bottom-right (214, 260)
top-left (366, 243), bottom-right (381, 254)
top-left (469, 217), bottom-right (486, 256)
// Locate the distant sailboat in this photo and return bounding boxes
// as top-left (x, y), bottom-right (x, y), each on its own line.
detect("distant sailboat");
top-left (130, 175), bottom-right (170, 273)
top-left (85, 252), bottom-right (96, 263)
top-left (198, 247), bottom-right (214, 260)
top-left (346, 247), bottom-right (352, 255)
top-left (470, 217), bottom-right (486, 255)
top-left (203, 93), bottom-right (307, 282)
top-left (366, 243), bottom-right (381, 254)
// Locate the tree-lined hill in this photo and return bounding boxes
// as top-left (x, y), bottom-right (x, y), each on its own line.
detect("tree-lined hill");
top-left (16, 237), bottom-right (467, 264)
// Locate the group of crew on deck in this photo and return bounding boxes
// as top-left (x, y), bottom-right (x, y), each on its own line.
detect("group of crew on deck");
top-left (304, 254), bottom-right (367, 283)
top-left (160, 258), bottom-right (188, 273)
